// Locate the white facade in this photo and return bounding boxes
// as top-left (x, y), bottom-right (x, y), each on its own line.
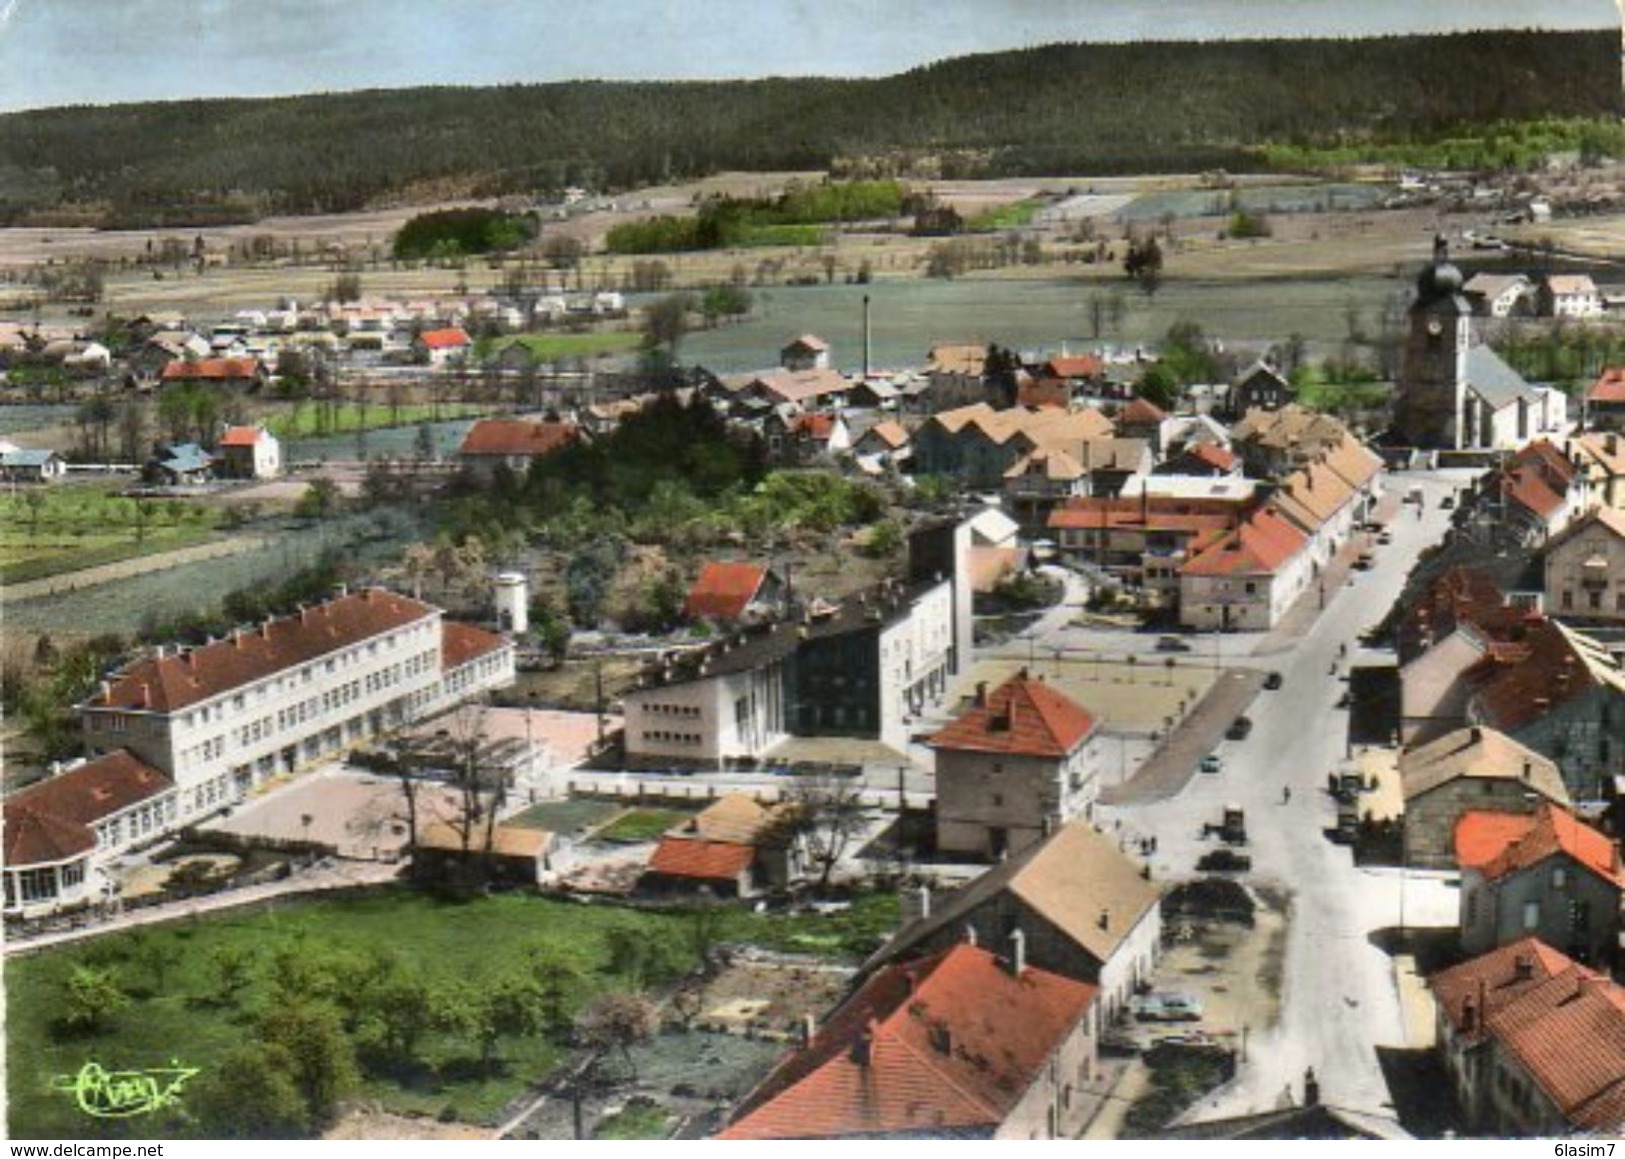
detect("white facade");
top-left (494, 573), bottom-right (530, 634)
top-left (1180, 549), bottom-right (1313, 632)
top-left (1546, 514), bottom-right (1625, 623)
top-left (877, 578), bottom-right (955, 751)
top-left (623, 661), bottom-right (786, 766)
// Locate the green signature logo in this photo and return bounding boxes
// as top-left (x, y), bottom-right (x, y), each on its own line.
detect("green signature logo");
top-left (52, 1060), bottom-right (199, 1118)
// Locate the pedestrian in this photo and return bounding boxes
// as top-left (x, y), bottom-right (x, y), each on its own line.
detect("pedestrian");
top-left (1282, 785), bottom-right (1292, 804)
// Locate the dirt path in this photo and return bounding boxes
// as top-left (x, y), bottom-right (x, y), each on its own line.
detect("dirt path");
top-left (0, 533), bottom-right (270, 603)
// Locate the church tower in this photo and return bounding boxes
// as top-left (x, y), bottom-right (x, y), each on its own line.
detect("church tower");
top-left (1392, 237), bottom-right (1479, 449)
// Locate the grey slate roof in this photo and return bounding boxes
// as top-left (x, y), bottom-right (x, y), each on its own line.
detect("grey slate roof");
top-left (1, 449), bottom-right (61, 468)
top-left (1465, 345), bottom-right (1538, 410)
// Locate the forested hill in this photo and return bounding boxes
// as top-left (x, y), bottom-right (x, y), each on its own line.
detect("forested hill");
top-left (1, 29), bottom-right (1616, 225)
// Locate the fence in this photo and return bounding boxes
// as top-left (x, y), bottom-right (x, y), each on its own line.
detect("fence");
top-left (562, 776), bottom-right (931, 812)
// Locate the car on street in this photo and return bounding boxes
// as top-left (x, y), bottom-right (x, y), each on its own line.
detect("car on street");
top-left (1440, 494), bottom-right (1455, 509)
top-left (1225, 716), bottom-right (1253, 741)
top-left (1133, 992), bottom-right (1204, 1022)
top-left (1199, 753), bottom-right (1223, 773)
top-left (1263, 671), bottom-right (1283, 690)
top-left (1197, 848), bottom-right (1252, 872)
top-left (1352, 553), bottom-right (1375, 570)
top-left (1376, 531), bottom-right (1393, 546)
top-left (1155, 635), bottom-right (1193, 653)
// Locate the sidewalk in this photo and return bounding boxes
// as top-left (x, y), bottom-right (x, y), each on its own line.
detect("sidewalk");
top-left (4, 858), bottom-right (401, 957)
top-left (1100, 667), bottom-right (1263, 806)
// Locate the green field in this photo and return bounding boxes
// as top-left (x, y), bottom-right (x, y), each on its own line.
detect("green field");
top-left (481, 331), bottom-right (644, 363)
top-left (967, 198), bottom-right (1043, 231)
top-left (0, 486), bottom-right (221, 585)
top-left (263, 402), bottom-right (485, 441)
top-left (5, 887), bottom-right (897, 1139)
top-left (594, 808), bottom-right (697, 844)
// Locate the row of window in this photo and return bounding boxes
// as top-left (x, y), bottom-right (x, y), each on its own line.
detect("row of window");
top-left (1559, 589), bottom-right (1625, 612)
top-left (643, 703), bottom-right (701, 718)
top-left (96, 796), bottom-right (178, 849)
top-left (6, 862), bottom-right (84, 906)
top-left (644, 730), bottom-right (702, 745)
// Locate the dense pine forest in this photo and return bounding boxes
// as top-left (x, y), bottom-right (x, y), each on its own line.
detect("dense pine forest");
top-left (0, 30), bottom-right (1616, 226)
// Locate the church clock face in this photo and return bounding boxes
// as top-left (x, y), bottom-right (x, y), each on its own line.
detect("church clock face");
top-left (1426, 318), bottom-right (1443, 337)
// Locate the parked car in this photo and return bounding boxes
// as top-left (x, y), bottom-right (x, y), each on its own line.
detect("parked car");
top-left (1440, 494), bottom-right (1455, 509)
top-left (1376, 531), bottom-right (1393, 546)
top-left (1156, 635), bottom-right (1193, 653)
top-left (1225, 716), bottom-right (1253, 741)
top-left (1134, 992), bottom-right (1204, 1022)
top-left (1352, 553), bottom-right (1375, 570)
top-left (1263, 671), bottom-right (1283, 690)
top-left (1199, 754), bottom-right (1223, 774)
top-left (1197, 848), bottom-right (1252, 873)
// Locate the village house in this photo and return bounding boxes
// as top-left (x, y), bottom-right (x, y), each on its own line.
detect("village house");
top-left (1229, 404), bottom-right (1349, 478)
top-left (1048, 494), bottom-right (1237, 604)
top-left (1155, 441), bottom-right (1242, 478)
top-left (1039, 353), bottom-right (1106, 394)
top-left (1586, 369), bottom-right (1625, 432)
top-left (1539, 274), bottom-right (1605, 320)
top-left (911, 403), bottom-right (1116, 489)
top-left (1455, 803), bottom-right (1622, 968)
top-left (683, 561), bottom-right (786, 624)
top-left (641, 793), bottom-right (803, 897)
top-left (1570, 430), bottom-right (1625, 510)
top-left (456, 418), bottom-right (579, 482)
top-left (3, 750), bottom-right (175, 918)
top-left (849, 418), bottom-right (911, 472)
top-left (729, 368), bottom-right (850, 413)
top-left (1179, 505), bottom-right (1313, 631)
top-left (1461, 617), bottom-right (1625, 801)
top-left (1223, 361), bottom-right (1296, 419)
top-left (1545, 506), bottom-right (1625, 623)
top-left (213, 425), bottom-right (282, 480)
top-left (1462, 272), bottom-right (1532, 318)
top-left (1263, 435), bottom-right (1385, 571)
top-left (413, 820), bottom-right (554, 889)
top-left (1430, 938), bottom-right (1625, 1135)
top-left (144, 442), bottom-right (214, 486)
top-left (1484, 438), bottom-right (1585, 545)
top-left (930, 672), bottom-right (1105, 859)
top-left (718, 940), bottom-right (1100, 1140)
top-left (871, 822), bottom-right (1161, 1025)
top-left (0, 448), bottom-right (66, 483)
top-left (1399, 726), bottom-right (1570, 869)
top-left (780, 334), bottom-right (831, 372)
top-left (925, 343), bottom-right (989, 403)
top-left (1396, 567), bottom-right (1530, 744)
top-left (763, 410), bottom-right (851, 463)
top-left (159, 356), bottom-right (268, 393)
top-left (77, 587), bottom-right (514, 827)
top-left (415, 326), bottom-right (472, 366)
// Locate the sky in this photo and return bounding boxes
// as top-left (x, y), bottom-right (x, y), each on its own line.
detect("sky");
top-left (0, 0), bottom-right (1617, 113)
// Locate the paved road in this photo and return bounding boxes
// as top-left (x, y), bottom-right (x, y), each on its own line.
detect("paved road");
top-left (1096, 470), bottom-right (1467, 1121)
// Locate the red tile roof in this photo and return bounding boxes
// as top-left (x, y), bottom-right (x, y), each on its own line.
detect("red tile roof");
top-left (1463, 618), bottom-right (1597, 733)
top-left (647, 836), bottom-right (755, 882)
top-left (419, 327), bottom-right (471, 350)
top-left (1486, 964), bottom-right (1625, 1132)
top-left (685, 561), bottom-right (767, 621)
top-left (1396, 567), bottom-right (1524, 665)
top-left (719, 942), bottom-right (1097, 1140)
top-left (1185, 443), bottom-right (1238, 472)
top-left (1430, 936), bottom-right (1575, 1043)
top-left (1119, 397), bottom-right (1168, 425)
top-left (4, 750), bottom-right (172, 867)
top-left (160, 357), bottom-right (261, 381)
top-left (1463, 803), bottom-right (1624, 889)
top-left (784, 334), bottom-right (829, 353)
top-left (1501, 466), bottom-right (1565, 521)
top-left (440, 621), bottom-right (510, 673)
top-left (1016, 378), bottom-right (1070, 410)
top-left (1455, 810), bottom-right (1545, 872)
top-left (218, 425), bottom-right (270, 448)
top-left (1511, 438), bottom-right (1577, 487)
top-left (865, 420), bottom-right (909, 450)
top-left (86, 588), bottom-right (435, 714)
top-left (1589, 367), bottom-right (1625, 405)
top-left (458, 419), bottom-right (578, 458)
top-left (1180, 507), bottom-right (1306, 578)
top-left (930, 673), bottom-right (1097, 758)
top-left (1046, 495), bottom-right (1236, 534)
top-left (1044, 355), bottom-right (1103, 380)
top-left (793, 413), bottom-right (839, 440)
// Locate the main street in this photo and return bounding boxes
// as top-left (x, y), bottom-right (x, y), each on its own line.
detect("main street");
top-left (1085, 469), bottom-right (1471, 1121)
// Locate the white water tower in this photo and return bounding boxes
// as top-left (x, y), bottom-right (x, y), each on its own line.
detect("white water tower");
top-left (493, 572), bottom-right (529, 634)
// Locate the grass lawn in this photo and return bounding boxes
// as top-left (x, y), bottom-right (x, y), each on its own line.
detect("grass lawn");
top-left (482, 331), bottom-right (644, 363)
top-left (6, 886), bottom-right (898, 1140)
top-left (0, 485), bottom-right (222, 585)
top-left (593, 1102), bottom-right (672, 1139)
top-left (594, 807), bottom-right (696, 844)
top-left (262, 401), bottom-right (484, 440)
top-left (504, 798), bottom-right (621, 835)
top-left (967, 198), bottom-right (1043, 231)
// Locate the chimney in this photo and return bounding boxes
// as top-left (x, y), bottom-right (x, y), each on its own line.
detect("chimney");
top-left (1470, 726), bottom-right (1481, 744)
top-left (1097, 907), bottom-right (1110, 931)
top-left (1303, 1067), bottom-right (1320, 1108)
top-left (1522, 760), bottom-right (1532, 781)
top-left (801, 1013), bottom-right (816, 1049)
top-left (1513, 954), bottom-right (1533, 981)
top-left (1009, 928), bottom-right (1026, 976)
top-left (974, 681), bottom-right (988, 707)
top-left (1608, 433), bottom-right (1619, 456)
top-left (918, 884), bottom-right (932, 920)
top-left (99, 679), bottom-right (111, 701)
top-left (850, 1019), bottom-right (878, 1067)
top-left (862, 293), bottom-right (871, 382)
top-left (964, 924), bottom-right (978, 947)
